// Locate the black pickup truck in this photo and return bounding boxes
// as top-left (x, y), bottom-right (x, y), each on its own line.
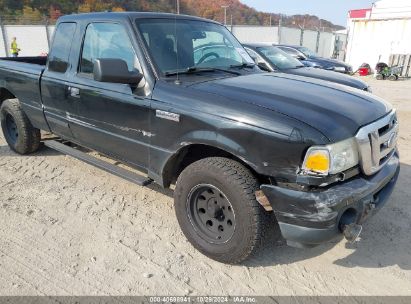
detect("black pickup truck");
top-left (0, 12), bottom-right (400, 264)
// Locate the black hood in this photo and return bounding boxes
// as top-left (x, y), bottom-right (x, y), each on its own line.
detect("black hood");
top-left (306, 56), bottom-right (350, 69)
top-left (284, 67), bottom-right (368, 90)
top-left (190, 73), bottom-right (392, 142)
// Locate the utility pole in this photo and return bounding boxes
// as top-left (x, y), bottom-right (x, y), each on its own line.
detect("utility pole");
top-left (176, 0), bottom-right (180, 14)
top-left (269, 15), bottom-right (272, 27)
top-left (221, 5), bottom-right (229, 25)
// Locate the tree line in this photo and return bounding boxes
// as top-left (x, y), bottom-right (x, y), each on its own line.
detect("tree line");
top-left (0, 0), bottom-right (343, 31)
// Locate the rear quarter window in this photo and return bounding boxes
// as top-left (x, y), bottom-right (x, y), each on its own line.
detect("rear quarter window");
top-left (47, 23), bottom-right (77, 73)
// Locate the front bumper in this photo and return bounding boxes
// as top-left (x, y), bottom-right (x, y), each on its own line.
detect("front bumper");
top-left (261, 151), bottom-right (400, 247)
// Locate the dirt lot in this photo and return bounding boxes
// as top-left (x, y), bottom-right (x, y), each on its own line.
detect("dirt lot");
top-left (0, 77), bottom-right (410, 296)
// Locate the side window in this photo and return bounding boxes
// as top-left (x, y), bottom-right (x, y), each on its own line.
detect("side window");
top-left (80, 23), bottom-right (139, 75)
top-left (48, 23), bottom-right (76, 73)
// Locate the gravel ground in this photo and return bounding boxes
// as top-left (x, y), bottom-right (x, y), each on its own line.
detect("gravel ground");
top-left (0, 76), bottom-right (410, 296)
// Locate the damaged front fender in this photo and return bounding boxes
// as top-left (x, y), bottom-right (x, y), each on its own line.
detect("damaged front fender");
top-left (261, 151), bottom-right (400, 246)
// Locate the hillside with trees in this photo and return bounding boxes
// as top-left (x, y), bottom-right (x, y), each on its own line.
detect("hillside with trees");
top-left (0, 0), bottom-right (344, 31)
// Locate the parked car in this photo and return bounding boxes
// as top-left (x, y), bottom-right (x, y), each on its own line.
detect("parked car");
top-left (244, 43), bottom-right (371, 92)
top-left (0, 12), bottom-right (399, 264)
top-left (276, 44), bottom-right (353, 74)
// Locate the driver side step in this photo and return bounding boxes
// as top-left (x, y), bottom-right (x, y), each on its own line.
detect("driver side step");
top-left (44, 140), bottom-right (153, 186)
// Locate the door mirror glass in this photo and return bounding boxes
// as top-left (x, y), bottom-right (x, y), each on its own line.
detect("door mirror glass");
top-left (93, 58), bottom-right (143, 85)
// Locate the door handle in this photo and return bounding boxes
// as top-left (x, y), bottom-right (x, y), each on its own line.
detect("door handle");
top-left (68, 86), bottom-right (80, 98)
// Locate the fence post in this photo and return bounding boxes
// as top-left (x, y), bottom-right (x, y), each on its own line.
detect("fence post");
top-left (299, 26), bottom-right (304, 46)
top-left (0, 17), bottom-right (9, 57)
top-left (278, 16), bottom-right (282, 44)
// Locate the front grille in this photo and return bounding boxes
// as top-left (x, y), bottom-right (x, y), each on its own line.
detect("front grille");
top-left (355, 110), bottom-right (398, 176)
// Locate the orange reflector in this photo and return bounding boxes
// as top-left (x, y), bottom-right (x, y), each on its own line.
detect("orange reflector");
top-left (304, 151), bottom-right (329, 174)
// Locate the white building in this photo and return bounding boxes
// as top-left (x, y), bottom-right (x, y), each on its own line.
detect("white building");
top-left (345, 0), bottom-right (411, 72)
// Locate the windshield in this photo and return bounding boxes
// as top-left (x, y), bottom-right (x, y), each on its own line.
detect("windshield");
top-left (136, 18), bottom-right (255, 75)
top-left (297, 47), bottom-right (317, 58)
top-left (257, 46), bottom-right (304, 69)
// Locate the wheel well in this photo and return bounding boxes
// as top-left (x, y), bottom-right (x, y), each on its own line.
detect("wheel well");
top-left (163, 144), bottom-right (268, 188)
top-left (0, 88), bottom-right (16, 106)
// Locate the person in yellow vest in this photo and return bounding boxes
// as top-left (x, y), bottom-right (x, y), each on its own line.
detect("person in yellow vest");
top-left (10, 37), bottom-right (20, 57)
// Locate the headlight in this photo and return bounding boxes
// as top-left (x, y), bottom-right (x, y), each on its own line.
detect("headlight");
top-left (333, 66), bottom-right (346, 72)
top-left (302, 138), bottom-right (359, 176)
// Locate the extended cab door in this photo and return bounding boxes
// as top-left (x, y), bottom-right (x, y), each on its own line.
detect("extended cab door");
top-left (66, 22), bottom-right (151, 169)
top-left (41, 22), bottom-right (77, 140)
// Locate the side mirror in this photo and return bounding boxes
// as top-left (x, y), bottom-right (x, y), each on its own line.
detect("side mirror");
top-left (93, 58), bottom-right (143, 85)
top-left (297, 55), bottom-right (307, 61)
top-left (257, 61), bottom-right (271, 72)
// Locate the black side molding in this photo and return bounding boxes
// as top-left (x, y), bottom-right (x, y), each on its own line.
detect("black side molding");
top-left (44, 140), bottom-right (152, 186)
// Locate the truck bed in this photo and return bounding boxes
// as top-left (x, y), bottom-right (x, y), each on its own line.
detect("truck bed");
top-left (0, 56), bottom-right (48, 131)
top-left (0, 56), bottom-right (47, 66)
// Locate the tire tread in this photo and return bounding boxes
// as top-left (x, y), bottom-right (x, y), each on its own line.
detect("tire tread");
top-left (0, 98), bottom-right (40, 154)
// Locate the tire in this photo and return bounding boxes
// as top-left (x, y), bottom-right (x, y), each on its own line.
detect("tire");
top-left (174, 157), bottom-right (266, 264)
top-left (0, 98), bottom-right (40, 154)
top-left (388, 75), bottom-right (397, 81)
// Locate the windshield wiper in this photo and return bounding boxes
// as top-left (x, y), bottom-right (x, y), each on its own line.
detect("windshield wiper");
top-left (165, 66), bottom-right (240, 77)
top-left (291, 65), bottom-right (306, 69)
top-left (230, 63), bottom-right (256, 69)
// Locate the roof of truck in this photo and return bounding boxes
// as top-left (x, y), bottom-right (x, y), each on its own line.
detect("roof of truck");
top-left (58, 12), bottom-right (220, 24)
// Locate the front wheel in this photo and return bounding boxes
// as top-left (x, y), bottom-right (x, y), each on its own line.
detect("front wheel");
top-left (174, 157), bottom-right (266, 264)
top-left (0, 99), bottom-right (40, 154)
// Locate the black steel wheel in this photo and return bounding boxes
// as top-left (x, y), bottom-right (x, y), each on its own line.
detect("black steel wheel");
top-left (174, 157), bottom-right (268, 264)
top-left (187, 184), bottom-right (236, 244)
top-left (5, 113), bottom-right (18, 143)
top-left (0, 98), bottom-right (40, 154)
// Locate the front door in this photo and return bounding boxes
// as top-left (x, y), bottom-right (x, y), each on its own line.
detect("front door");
top-left (41, 22), bottom-right (77, 140)
top-left (66, 22), bottom-right (151, 169)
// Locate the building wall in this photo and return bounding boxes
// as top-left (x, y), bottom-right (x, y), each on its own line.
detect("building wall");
top-left (371, 0), bottom-right (411, 19)
top-left (346, 18), bottom-right (411, 70)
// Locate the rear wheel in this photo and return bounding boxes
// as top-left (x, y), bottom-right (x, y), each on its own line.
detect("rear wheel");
top-left (388, 75), bottom-right (398, 81)
top-left (174, 157), bottom-right (267, 264)
top-left (0, 98), bottom-right (40, 154)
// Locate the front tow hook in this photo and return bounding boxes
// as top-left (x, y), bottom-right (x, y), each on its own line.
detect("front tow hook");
top-left (342, 223), bottom-right (363, 243)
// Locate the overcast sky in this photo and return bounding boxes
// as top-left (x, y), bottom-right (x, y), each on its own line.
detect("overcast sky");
top-left (240, 0), bottom-right (376, 26)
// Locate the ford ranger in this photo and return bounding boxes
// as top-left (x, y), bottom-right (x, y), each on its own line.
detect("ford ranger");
top-left (0, 12), bottom-right (400, 264)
